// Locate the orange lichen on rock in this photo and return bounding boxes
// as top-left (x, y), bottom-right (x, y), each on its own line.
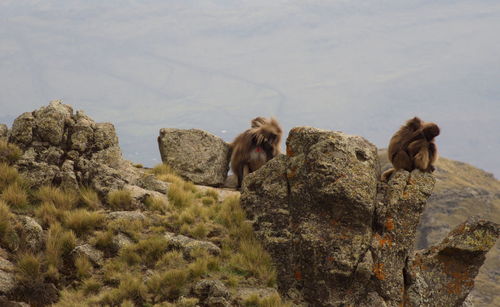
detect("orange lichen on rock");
top-left (287, 167), bottom-right (297, 179)
top-left (373, 263), bottom-right (385, 280)
top-left (294, 271), bottom-right (302, 281)
top-left (286, 145), bottom-right (294, 157)
top-left (385, 217), bottom-right (395, 231)
top-left (378, 235), bottom-right (393, 248)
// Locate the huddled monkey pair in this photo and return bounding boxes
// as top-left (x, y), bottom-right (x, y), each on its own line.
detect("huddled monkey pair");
top-left (230, 116), bottom-right (439, 188)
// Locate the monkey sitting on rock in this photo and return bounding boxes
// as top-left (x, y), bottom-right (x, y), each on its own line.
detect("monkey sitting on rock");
top-left (230, 117), bottom-right (282, 188)
top-left (381, 117), bottom-right (440, 181)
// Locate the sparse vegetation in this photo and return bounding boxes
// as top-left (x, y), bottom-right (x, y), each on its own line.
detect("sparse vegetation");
top-left (1, 182), bottom-right (28, 208)
top-left (107, 189), bottom-right (133, 210)
top-left (35, 185), bottom-right (79, 210)
top-left (0, 140), bottom-right (22, 164)
top-left (64, 209), bottom-right (105, 236)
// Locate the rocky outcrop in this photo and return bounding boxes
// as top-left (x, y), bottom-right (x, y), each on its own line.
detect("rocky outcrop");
top-left (8, 101), bottom-right (166, 196)
top-left (0, 124), bottom-right (8, 141)
top-left (158, 128), bottom-right (230, 187)
top-left (15, 216), bottom-right (44, 253)
top-left (241, 127), bottom-right (499, 307)
top-left (0, 256), bottom-right (16, 294)
top-left (405, 217), bottom-right (499, 307)
top-left (164, 232), bottom-right (221, 257)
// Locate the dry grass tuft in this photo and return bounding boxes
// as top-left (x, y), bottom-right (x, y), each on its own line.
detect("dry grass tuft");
top-left (146, 269), bottom-right (189, 302)
top-left (16, 253), bottom-right (42, 285)
top-left (144, 195), bottom-right (169, 213)
top-left (0, 163), bottom-right (23, 192)
top-left (74, 255), bottom-right (92, 279)
top-left (0, 140), bottom-right (23, 164)
top-left (46, 223), bottom-right (77, 277)
top-left (64, 209), bottom-right (105, 236)
top-left (107, 189), bottom-right (133, 210)
top-left (0, 200), bottom-right (17, 249)
top-left (35, 185), bottom-right (79, 210)
top-left (243, 293), bottom-right (291, 307)
top-left (35, 202), bottom-right (65, 228)
top-left (79, 187), bottom-right (101, 210)
top-left (0, 182), bottom-right (28, 208)
top-left (168, 184), bottom-right (194, 209)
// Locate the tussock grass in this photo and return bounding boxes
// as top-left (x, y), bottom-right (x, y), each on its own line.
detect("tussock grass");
top-left (35, 185), bottom-right (78, 210)
top-left (0, 163), bottom-right (23, 192)
top-left (0, 140), bottom-right (22, 164)
top-left (155, 250), bottom-right (186, 269)
top-left (243, 293), bottom-right (291, 307)
top-left (150, 163), bottom-right (174, 176)
top-left (107, 189), bottom-right (133, 210)
top-left (108, 218), bottom-right (143, 241)
top-left (74, 255), bottom-right (92, 279)
top-left (144, 195), bottom-right (169, 213)
top-left (82, 278), bottom-right (102, 296)
top-left (0, 200), bottom-right (17, 249)
top-left (204, 189), bottom-right (219, 202)
top-left (201, 196), bottom-right (215, 206)
top-left (92, 230), bottom-right (115, 253)
top-left (35, 202), bottom-right (65, 228)
top-left (229, 239), bottom-right (276, 286)
top-left (0, 182), bottom-right (28, 208)
top-left (176, 297), bottom-right (199, 307)
top-left (64, 209), bottom-right (105, 236)
top-left (146, 269), bottom-right (189, 302)
top-left (79, 187), bottom-right (101, 210)
top-left (46, 223), bottom-right (77, 277)
top-left (168, 184), bottom-right (194, 208)
top-left (98, 273), bottom-right (147, 306)
top-left (120, 235), bottom-right (168, 267)
top-left (16, 253), bottom-right (42, 285)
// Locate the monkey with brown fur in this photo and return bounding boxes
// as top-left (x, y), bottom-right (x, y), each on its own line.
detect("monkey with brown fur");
top-left (381, 117), bottom-right (440, 181)
top-left (230, 117), bottom-right (282, 188)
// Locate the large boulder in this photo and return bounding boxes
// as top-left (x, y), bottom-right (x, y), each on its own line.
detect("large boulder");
top-left (8, 101), bottom-right (166, 197)
top-left (240, 127), bottom-right (499, 307)
top-left (157, 128), bottom-right (230, 187)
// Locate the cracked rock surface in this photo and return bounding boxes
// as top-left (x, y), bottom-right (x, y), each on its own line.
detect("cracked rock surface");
top-left (241, 127), bottom-right (499, 307)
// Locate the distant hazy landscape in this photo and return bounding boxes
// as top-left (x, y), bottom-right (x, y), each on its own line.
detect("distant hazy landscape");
top-left (1, 0), bottom-right (499, 177)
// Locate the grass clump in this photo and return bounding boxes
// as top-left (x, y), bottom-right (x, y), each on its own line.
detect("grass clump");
top-left (146, 269), bottom-right (189, 302)
top-left (168, 184), bottom-right (194, 209)
top-left (0, 182), bottom-right (28, 208)
top-left (64, 209), bottom-right (105, 236)
top-left (0, 163), bottom-right (23, 192)
top-left (45, 223), bottom-right (77, 278)
top-left (79, 187), bottom-right (101, 210)
top-left (35, 185), bottom-right (78, 210)
top-left (0, 200), bottom-right (18, 249)
top-left (150, 163), bottom-right (174, 176)
top-left (107, 189), bottom-right (133, 210)
top-left (204, 189), bottom-right (219, 202)
top-left (92, 230), bottom-right (115, 253)
top-left (74, 255), bottom-right (92, 279)
top-left (108, 218), bottom-right (143, 241)
top-left (35, 202), bottom-right (65, 228)
top-left (243, 293), bottom-right (291, 307)
top-left (0, 140), bottom-right (22, 164)
top-left (144, 195), bottom-right (169, 213)
top-left (16, 253), bottom-right (42, 285)
top-left (120, 235), bottom-right (168, 267)
top-left (97, 273), bottom-right (147, 306)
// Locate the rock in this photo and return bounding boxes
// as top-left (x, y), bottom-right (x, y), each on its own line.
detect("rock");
top-left (0, 296), bottom-right (30, 307)
top-left (240, 126), bottom-right (498, 307)
top-left (0, 256), bottom-right (15, 294)
top-left (124, 184), bottom-right (169, 209)
top-left (164, 232), bottom-right (221, 257)
top-left (8, 101), bottom-right (167, 201)
top-left (404, 217), bottom-right (500, 307)
top-left (241, 127), bottom-right (379, 306)
top-left (71, 244), bottom-right (104, 267)
top-left (108, 211), bottom-right (146, 222)
top-left (0, 124), bottom-right (8, 141)
top-left (112, 233), bottom-right (134, 249)
top-left (157, 128), bottom-right (230, 187)
top-left (193, 279), bottom-right (230, 306)
top-left (16, 216), bottom-right (44, 252)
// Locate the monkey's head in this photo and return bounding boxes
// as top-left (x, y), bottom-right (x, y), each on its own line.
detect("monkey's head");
top-left (422, 123), bottom-right (440, 140)
top-left (252, 117), bottom-right (282, 147)
top-left (406, 117), bottom-right (423, 130)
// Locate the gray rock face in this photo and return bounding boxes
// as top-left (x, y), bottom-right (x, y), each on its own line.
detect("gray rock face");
top-left (405, 217), bottom-right (499, 307)
top-left (193, 279), bottom-right (230, 307)
top-left (164, 232), bottom-right (221, 257)
top-left (0, 256), bottom-right (16, 294)
top-left (16, 216), bottom-right (44, 252)
top-left (158, 128), bottom-right (230, 187)
top-left (240, 127), bottom-right (499, 307)
top-left (71, 244), bottom-right (104, 267)
top-left (8, 101), bottom-right (166, 198)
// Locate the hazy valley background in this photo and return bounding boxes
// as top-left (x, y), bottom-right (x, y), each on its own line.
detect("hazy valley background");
top-left (1, 0), bottom-right (499, 177)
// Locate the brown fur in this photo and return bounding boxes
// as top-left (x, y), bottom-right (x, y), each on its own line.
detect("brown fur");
top-left (381, 117), bottom-right (440, 181)
top-left (230, 117), bottom-right (282, 188)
